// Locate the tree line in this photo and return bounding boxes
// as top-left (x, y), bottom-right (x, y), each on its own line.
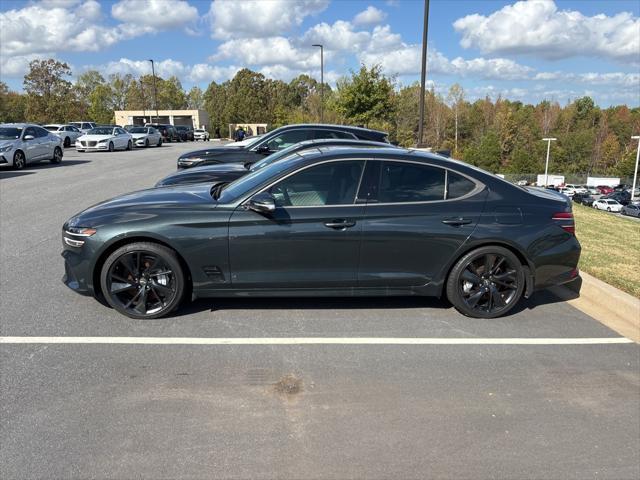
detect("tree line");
top-left (1, 59), bottom-right (638, 177)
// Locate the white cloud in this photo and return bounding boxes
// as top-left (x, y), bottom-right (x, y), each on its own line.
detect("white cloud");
top-left (1, 54), bottom-right (56, 78)
top-left (353, 6), bottom-right (387, 26)
top-left (533, 71), bottom-right (640, 88)
top-left (212, 37), bottom-right (321, 70)
top-left (453, 0), bottom-right (640, 63)
top-left (101, 58), bottom-right (189, 78)
top-left (111, 0), bottom-right (199, 30)
top-left (301, 20), bottom-right (370, 52)
top-left (188, 64), bottom-right (242, 83)
top-left (208, 0), bottom-right (329, 39)
top-left (450, 57), bottom-right (533, 80)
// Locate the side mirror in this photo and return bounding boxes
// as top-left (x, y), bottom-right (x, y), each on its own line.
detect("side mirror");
top-left (247, 192), bottom-right (276, 214)
top-left (256, 144), bottom-right (270, 154)
top-left (23, 135), bottom-right (35, 141)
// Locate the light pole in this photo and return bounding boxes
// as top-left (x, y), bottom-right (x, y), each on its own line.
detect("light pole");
top-left (417, 0), bottom-right (430, 147)
top-left (542, 137), bottom-right (557, 187)
top-left (631, 135), bottom-right (640, 201)
top-left (312, 44), bottom-right (324, 123)
top-left (148, 59), bottom-right (159, 123)
top-left (139, 79), bottom-right (146, 123)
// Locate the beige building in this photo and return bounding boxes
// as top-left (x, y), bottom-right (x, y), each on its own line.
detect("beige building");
top-left (114, 109), bottom-right (210, 130)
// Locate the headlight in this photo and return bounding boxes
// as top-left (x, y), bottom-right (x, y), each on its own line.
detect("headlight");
top-left (0, 145), bottom-right (13, 152)
top-left (98, 139), bottom-right (108, 143)
top-left (63, 227), bottom-right (97, 247)
top-left (180, 157), bottom-right (202, 164)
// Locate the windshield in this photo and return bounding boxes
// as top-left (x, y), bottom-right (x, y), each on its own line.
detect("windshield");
top-left (130, 127), bottom-right (148, 133)
top-left (236, 134), bottom-right (264, 147)
top-left (217, 152), bottom-right (302, 203)
top-left (88, 127), bottom-right (114, 135)
top-left (0, 127), bottom-right (22, 140)
top-left (44, 125), bottom-right (61, 131)
top-left (249, 143), bottom-right (312, 172)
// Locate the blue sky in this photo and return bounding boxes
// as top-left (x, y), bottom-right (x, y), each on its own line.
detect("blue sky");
top-left (1, 0), bottom-right (639, 106)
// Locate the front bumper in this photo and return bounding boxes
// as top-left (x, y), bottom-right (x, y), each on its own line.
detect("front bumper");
top-left (177, 159), bottom-right (205, 169)
top-left (61, 248), bottom-right (93, 296)
top-left (134, 138), bottom-right (149, 147)
top-left (76, 142), bottom-right (108, 151)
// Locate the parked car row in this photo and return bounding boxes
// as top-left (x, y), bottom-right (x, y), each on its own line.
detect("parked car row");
top-left (62, 122), bottom-right (581, 321)
top-left (571, 188), bottom-right (639, 217)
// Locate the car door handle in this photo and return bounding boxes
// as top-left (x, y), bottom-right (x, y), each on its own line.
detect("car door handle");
top-left (324, 220), bottom-right (356, 229)
top-left (442, 217), bottom-right (473, 226)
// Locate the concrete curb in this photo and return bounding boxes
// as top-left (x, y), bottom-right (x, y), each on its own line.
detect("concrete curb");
top-left (551, 272), bottom-right (640, 343)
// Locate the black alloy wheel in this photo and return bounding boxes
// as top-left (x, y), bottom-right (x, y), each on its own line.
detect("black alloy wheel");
top-left (13, 150), bottom-right (26, 170)
top-left (101, 242), bottom-right (185, 319)
top-left (64, 136), bottom-right (71, 148)
top-left (51, 146), bottom-right (63, 164)
top-left (446, 246), bottom-right (524, 318)
top-left (108, 142), bottom-right (115, 152)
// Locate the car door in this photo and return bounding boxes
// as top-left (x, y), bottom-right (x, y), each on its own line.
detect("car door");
top-left (21, 127), bottom-right (41, 161)
top-left (114, 128), bottom-right (125, 148)
top-left (357, 159), bottom-right (487, 287)
top-left (36, 126), bottom-right (56, 158)
top-left (228, 159), bottom-right (367, 289)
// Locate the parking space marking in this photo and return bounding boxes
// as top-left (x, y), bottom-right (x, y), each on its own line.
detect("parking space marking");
top-left (0, 336), bottom-right (633, 345)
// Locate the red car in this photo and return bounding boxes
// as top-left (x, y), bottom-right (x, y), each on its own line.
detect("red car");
top-left (596, 185), bottom-right (614, 195)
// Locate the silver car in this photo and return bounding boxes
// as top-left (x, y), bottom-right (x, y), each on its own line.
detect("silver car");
top-left (44, 124), bottom-right (83, 148)
top-left (0, 123), bottom-right (64, 170)
top-left (128, 126), bottom-right (163, 148)
top-left (69, 121), bottom-right (97, 133)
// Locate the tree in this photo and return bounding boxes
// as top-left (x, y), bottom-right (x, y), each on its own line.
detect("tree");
top-left (0, 82), bottom-right (27, 123)
top-left (463, 131), bottom-right (501, 172)
top-left (335, 64), bottom-right (395, 127)
top-left (23, 59), bottom-right (74, 123)
top-left (186, 86), bottom-right (204, 109)
top-left (447, 84), bottom-right (465, 155)
top-left (88, 84), bottom-right (114, 124)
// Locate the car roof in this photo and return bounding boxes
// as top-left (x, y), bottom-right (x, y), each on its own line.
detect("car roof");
top-left (0, 123), bottom-right (40, 128)
top-left (271, 123), bottom-right (388, 136)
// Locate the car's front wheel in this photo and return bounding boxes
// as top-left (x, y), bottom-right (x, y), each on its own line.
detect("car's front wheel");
top-left (13, 150), bottom-right (26, 169)
top-left (108, 142), bottom-right (114, 152)
top-left (100, 242), bottom-right (185, 319)
top-left (51, 146), bottom-right (63, 164)
top-left (126, 140), bottom-right (132, 151)
top-left (446, 246), bottom-right (525, 319)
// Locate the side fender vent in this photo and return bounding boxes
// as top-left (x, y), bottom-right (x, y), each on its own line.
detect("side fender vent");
top-left (203, 266), bottom-right (225, 281)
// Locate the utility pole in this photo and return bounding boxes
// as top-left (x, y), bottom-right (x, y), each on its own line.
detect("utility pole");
top-left (542, 137), bottom-right (557, 187)
top-left (140, 79), bottom-right (146, 123)
top-left (148, 59), bottom-right (159, 123)
top-left (631, 135), bottom-right (640, 201)
top-left (312, 44), bottom-right (324, 123)
top-left (417, 0), bottom-right (430, 147)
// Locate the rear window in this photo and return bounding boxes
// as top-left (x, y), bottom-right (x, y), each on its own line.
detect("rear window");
top-left (447, 171), bottom-right (476, 199)
top-left (44, 125), bottom-right (60, 131)
top-left (378, 161), bottom-right (445, 203)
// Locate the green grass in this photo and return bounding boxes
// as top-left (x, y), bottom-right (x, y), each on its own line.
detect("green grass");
top-left (573, 203), bottom-right (640, 298)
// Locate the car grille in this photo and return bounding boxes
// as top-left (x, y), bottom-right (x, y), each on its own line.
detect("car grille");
top-left (88, 141), bottom-right (97, 147)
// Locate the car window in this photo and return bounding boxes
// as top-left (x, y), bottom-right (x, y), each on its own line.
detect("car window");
top-left (447, 171), bottom-right (476, 199)
top-left (264, 130), bottom-right (311, 151)
top-left (23, 127), bottom-right (37, 139)
top-left (269, 161), bottom-right (365, 207)
top-left (35, 127), bottom-right (49, 138)
top-left (313, 130), bottom-right (356, 140)
top-left (377, 161), bottom-right (446, 203)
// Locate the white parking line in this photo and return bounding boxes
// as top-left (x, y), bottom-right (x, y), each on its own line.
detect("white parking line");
top-left (0, 336), bottom-right (633, 345)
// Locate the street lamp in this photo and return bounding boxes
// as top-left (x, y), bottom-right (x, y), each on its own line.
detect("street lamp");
top-left (312, 44), bottom-right (324, 123)
top-left (417, 0), bottom-right (430, 147)
top-left (139, 79), bottom-right (146, 123)
top-left (148, 59), bottom-right (159, 123)
top-left (631, 135), bottom-right (640, 201)
top-left (542, 138), bottom-right (557, 187)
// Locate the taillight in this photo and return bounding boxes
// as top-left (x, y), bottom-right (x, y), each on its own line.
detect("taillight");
top-left (552, 212), bottom-right (575, 234)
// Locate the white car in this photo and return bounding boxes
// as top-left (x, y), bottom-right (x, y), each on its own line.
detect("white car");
top-left (69, 121), bottom-right (97, 134)
top-left (76, 127), bottom-right (133, 152)
top-left (565, 184), bottom-right (588, 195)
top-left (0, 123), bottom-right (63, 169)
top-left (194, 129), bottom-right (210, 141)
top-left (593, 199), bottom-right (623, 212)
top-left (44, 124), bottom-right (83, 148)
top-left (128, 126), bottom-right (163, 148)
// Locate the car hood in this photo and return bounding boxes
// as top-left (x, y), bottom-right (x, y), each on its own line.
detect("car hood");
top-left (0, 139), bottom-right (17, 148)
top-left (78, 134), bottom-right (114, 141)
top-left (131, 133), bottom-right (150, 139)
top-left (67, 183), bottom-right (216, 227)
top-left (156, 163), bottom-right (248, 186)
top-left (179, 145), bottom-right (246, 159)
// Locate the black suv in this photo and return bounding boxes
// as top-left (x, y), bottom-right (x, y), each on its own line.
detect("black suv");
top-left (145, 124), bottom-right (180, 143)
top-left (177, 123), bottom-right (389, 169)
top-left (175, 125), bottom-right (194, 142)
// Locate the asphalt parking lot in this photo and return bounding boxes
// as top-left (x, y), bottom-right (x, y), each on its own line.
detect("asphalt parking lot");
top-left (1, 144), bottom-right (639, 480)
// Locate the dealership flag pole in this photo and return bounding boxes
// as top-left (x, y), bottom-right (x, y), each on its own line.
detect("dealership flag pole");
top-left (149, 59), bottom-right (159, 123)
top-left (542, 138), bottom-right (557, 187)
top-left (632, 136), bottom-right (640, 201)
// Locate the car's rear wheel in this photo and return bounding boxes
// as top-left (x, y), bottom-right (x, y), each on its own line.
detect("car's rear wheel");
top-left (64, 136), bottom-right (71, 148)
top-left (51, 146), bottom-right (62, 164)
top-left (446, 246), bottom-right (525, 319)
top-left (13, 150), bottom-right (26, 170)
top-left (100, 242), bottom-right (185, 319)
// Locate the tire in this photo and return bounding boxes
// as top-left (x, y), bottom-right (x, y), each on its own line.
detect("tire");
top-left (108, 142), bottom-right (114, 152)
top-left (63, 136), bottom-right (71, 148)
top-left (13, 150), bottom-right (26, 170)
top-left (51, 146), bottom-right (63, 164)
top-left (446, 246), bottom-right (525, 319)
top-left (100, 242), bottom-right (185, 319)
top-left (144, 138), bottom-right (149, 148)
top-left (126, 140), bottom-right (132, 151)
top-left (157, 138), bottom-right (162, 147)
top-left (607, 207), bottom-right (611, 212)
top-left (77, 150), bottom-right (85, 153)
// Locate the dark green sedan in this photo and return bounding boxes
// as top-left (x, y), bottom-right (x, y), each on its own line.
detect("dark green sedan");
top-left (62, 147), bottom-right (580, 320)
